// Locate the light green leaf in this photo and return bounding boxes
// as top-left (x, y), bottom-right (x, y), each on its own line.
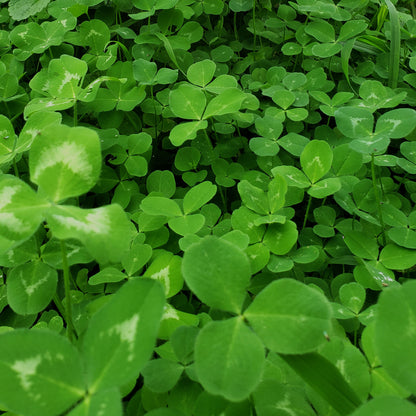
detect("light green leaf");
top-left (375, 108), bottom-right (416, 139)
top-left (350, 396), bottom-right (416, 416)
top-left (7, 261), bottom-right (57, 315)
top-left (343, 230), bottom-right (379, 260)
top-left (272, 90), bottom-right (296, 110)
top-left (29, 125), bottom-right (101, 203)
top-left (0, 175), bottom-right (48, 250)
top-left (203, 0), bottom-right (224, 14)
top-left (380, 244), bottom-right (416, 270)
top-left (263, 221), bottom-right (298, 255)
top-left (169, 84), bottom-right (206, 120)
top-left (254, 380), bottom-right (315, 416)
top-left (16, 111), bottom-right (62, 154)
top-left (305, 21), bottom-right (335, 43)
top-left (67, 388), bottom-right (122, 416)
top-left (333, 144), bottom-right (363, 176)
top-left (203, 89), bottom-right (245, 119)
top-left (8, 0), bottom-right (51, 21)
top-left (182, 236), bottom-right (250, 314)
top-left (187, 59), bottom-right (216, 87)
top-left (0, 115), bottom-right (17, 164)
top-left (249, 137), bottom-right (279, 157)
top-left (48, 55), bottom-right (88, 99)
top-left (308, 178), bottom-right (341, 198)
top-left (79, 19), bottom-right (110, 52)
top-left (286, 107), bottom-right (309, 121)
top-left (46, 204), bottom-right (131, 264)
top-left (245, 243), bottom-right (270, 274)
top-left (238, 180), bottom-right (269, 215)
top-left (83, 278), bottom-right (165, 393)
top-left (388, 227), bottom-right (416, 249)
top-left (339, 282), bottom-right (366, 314)
top-left (142, 359), bottom-right (183, 393)
top-left (268, 174), bottom-right (287, 213)
top-left (133, 58), bottom-right (157, 85)
top-left (144, 251), bottom-right (183, 298)
top-left (88, 267), bottom-right (126, 285)
top-left (0, 329), bottom-right (84, 416)
top-left (229, 0), bottom-right (252, 12)
top-left (375, 280), bottom-right (416, 395)
top-left (300, 140), bottom-right (333, 184)
top-left (335, 107), bottom-right (374, 139)
top-left (353, 260), bottom-right (396, 291)
top-left (183, 181), bottom-right (217, 215)
top-left (195, 317), bottom-right (264, 401)
top-left (146, 170), bottom-right (176, 198)
top-left (272, 165), bottom-right (310, 188)
top-left (122, 241), bottom-right (152, 276)
top-left (205, 74), bottom-right (238, 94)
top-left (290, 245), bottom-right (320, 264)
top-left (244, 278), bottom-right (332, 354)
top-left (255, 115), bottom-right (283, 139)
top-left (312, 42), bottom-right (342, 58)
top-left (169, 213), bottom-right (206, 235)
top-left (338, 20), bottom-right (368, 42)
top-left (169, 120), bottom-right (208, 146)
top-left (125, 155), bottom-right (148, 177)
top-left (141, 195), bottom-right (182, 217)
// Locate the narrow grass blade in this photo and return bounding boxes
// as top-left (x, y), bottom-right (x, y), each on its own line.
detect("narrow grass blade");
top-left (341, 38), bottom-right (357, 94)
top-left (280, 353), bottom-right (362, 416)
top-left (153, 32), bottom-right (186, 76)
top-left (385, 0), bottom-right (400, 89)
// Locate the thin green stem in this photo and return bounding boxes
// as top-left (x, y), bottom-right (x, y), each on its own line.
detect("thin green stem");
top-left (125, 112), bottom-right (139, 131)
top-left (53, 294), bottom-right (66, 321)
top-left (252, 0), bottom-right (257, 53)
top-left (61, 240), bottom-right (75, 342)
top-left (203, 128), bottom-right (213, 148)
top-left (302, 193), bottom-right (313, 229)
top-left (219, 186), bottom-right (227, 212)
top-left (371, 154), bottom-right (387, 246)
top-left (385, 0), bottom-right (400, 88)
top-left (73, 100), bottom-right (78, 127)
top-left (150, 84), bottom-right (158, 139)
top-left (233, 12), bottom-right (239, 42)
top-left (13, 159), bottom-right (19, 177)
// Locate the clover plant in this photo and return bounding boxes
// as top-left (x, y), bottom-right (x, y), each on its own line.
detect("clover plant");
top-left (1, 0), bottom-right (416, 415)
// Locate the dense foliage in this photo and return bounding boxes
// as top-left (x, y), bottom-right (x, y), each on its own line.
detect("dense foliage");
top-left (0, 0), bottom-right (416, 414)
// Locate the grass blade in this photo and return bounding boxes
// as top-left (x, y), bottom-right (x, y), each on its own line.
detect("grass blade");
top-left (280, 352), bottom-right (363, 416)
top-left (341, 38), bottom-right (357, 93)
top-left (385, 0), bottom-right (401, 88)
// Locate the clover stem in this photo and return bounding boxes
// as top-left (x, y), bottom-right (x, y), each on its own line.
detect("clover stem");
top-left (150, 85), bottom-right (158, 139)
top-left (61, 240), bottom-right (75, 342)
top-left (219, 186), bottom-right (227, 212)
top-left (302, 193), bottom-right (312, 229)
top-left (233, 12), bottom-right (239, 41)
top-left (203, 128), bottom-right (213, 148)
top-left (371, 154), bottom-right (386, 246)
top-left (53, 294), bottom-right (66, 322)
top-left (252, 0), bottom-right (257, 53)
top-left (13, 159), bottom-right (19, 177)
top-left (73, 100), bottom-right (78, 127)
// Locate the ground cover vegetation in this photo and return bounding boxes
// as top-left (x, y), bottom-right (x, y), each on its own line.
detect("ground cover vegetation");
top-left (0, 0), bottom-right (416, 414)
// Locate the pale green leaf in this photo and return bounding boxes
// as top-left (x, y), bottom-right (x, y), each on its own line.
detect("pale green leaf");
top-left (83, 279), bottom-right (165, 393)
top-left (182, 236), bottom-right (250, 314)
top-left (245, 279), bottom-right (332, 354)
top-left (29, 125), bottom-right (101, 202)
top-left (195, 317), bottom-right (264, 401)
top-left (46, 204), bottom-right (131, 264)
top-left (0, 329), bottom-right (84, 416)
